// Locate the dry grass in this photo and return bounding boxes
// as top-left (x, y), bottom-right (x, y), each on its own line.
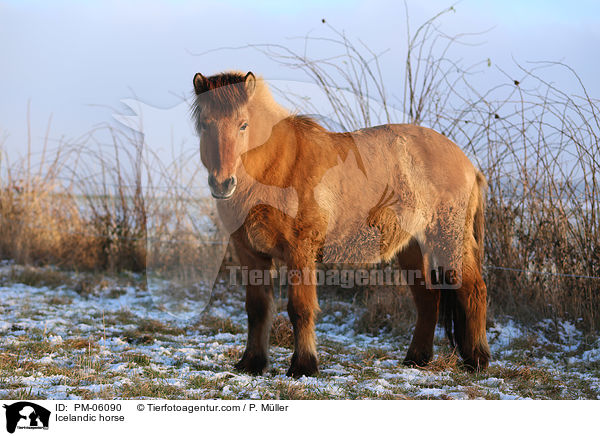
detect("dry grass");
top-left (0, 118), bottom-right (222, 279)
top-left (270, 314), bottom-right (294, 349)
top-left (355, 284), bottom-right (416, 336)
top-left (425, 351), bottom-right (461, 372)
top-left (197, 315), bottom-right (245, 335)
top-left (119, 378), bottom-right (185, 399)
top-left (3, 266), bottom-right (72, 289)
top-left (0, 179), bottom-right (102, 269)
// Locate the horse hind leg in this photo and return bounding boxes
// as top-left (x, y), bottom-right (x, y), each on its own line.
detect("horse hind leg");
top-left (443, 176), bottom-right (491, 371)
top-left (443, 264), bottom-right (490, 371)
top-left (398, 239), bottom-right (441, 367)
top-left (404, 286), bottom-right (441, 366)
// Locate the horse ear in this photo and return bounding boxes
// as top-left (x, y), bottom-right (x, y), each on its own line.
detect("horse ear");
top-left (193, 73), bottom-right (208, 95)
top-left (245, 72), bottom-right (256, 97)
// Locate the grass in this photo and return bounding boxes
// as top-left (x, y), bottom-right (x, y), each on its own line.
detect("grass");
top-left (0, 316), bottom-right (597, 399)
top-left (2, 266), bottom-right (72, 289)
top-left (270, 315), bottom-right (294, 349)
top-left (104, 309), bottom-right (139, 326)
top-left (197, 315), bottom-right (245, 335)
top-left (119, 378), bottom-right (186, 399)
top-left (123, 353), bottom-right (152, 367)
top-left (0, 387), bottom-right (45, 400)
top-left (1, 264), bottom-right (599, 400)
top-left (186, 374), bottom-right (226, 391)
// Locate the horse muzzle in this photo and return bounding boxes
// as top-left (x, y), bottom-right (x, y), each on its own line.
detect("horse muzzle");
top-left (208, 174), bottom-right (237, 199)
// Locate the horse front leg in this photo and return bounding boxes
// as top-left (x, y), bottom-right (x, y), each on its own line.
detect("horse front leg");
top-left (233, 239), bottom-right (274, 375)
top-left (286, 259), bottom-right (320, 378)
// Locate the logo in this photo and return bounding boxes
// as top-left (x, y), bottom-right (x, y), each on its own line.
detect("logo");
top-left (3, 402), bottom-right (50, 434)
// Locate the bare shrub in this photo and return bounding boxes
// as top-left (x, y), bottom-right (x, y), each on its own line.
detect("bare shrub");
top-left (260, 6), bottom-right (600, 331)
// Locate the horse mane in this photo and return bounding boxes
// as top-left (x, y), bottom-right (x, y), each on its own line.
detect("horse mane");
top-left (288, 115), bottom-right (327, 132)
top-left (191, 71), bottom-right (251, 120)
top-left (192, 72), bottom-right (327, 139)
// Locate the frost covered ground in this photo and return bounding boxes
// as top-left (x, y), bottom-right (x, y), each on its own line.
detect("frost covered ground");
top-left (0, 265), bottom-right (599, 400)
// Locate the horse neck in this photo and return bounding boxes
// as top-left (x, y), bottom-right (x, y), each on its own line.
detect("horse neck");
top-left (240, 81), bottom-right (291, 186)
top-left (247, 81), bottom-right (289, 149)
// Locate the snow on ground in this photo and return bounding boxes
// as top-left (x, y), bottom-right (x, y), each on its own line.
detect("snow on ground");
top-left (0, 265), bottom-right (598, 400)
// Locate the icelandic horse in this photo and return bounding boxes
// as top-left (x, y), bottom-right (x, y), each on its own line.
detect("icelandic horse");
top-left (191, 71), bottom-right (490, 377)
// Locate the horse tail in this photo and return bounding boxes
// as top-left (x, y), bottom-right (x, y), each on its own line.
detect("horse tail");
top-left (472, 170), bottom-right (487, 271)
top-left (440, 289), bottom-right (457, 348)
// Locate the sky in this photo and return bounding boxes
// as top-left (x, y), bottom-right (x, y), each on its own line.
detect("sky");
top-left (1, 0), bottom-right (599, 161)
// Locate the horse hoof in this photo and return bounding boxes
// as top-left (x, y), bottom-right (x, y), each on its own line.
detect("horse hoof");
top-left (403, 352), bottom-right (432, 368)
top-left (235, 353), bottom-right (268, 375)
top-left (286, 353), bottom-right (318, 378)
top-left (461, 350), bottom-right (490, 372)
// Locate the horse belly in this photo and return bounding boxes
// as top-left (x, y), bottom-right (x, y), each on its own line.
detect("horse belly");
top-left (313, 128), bottom-right (429, 264)
top-left (319, 200), bottom-right (417, 263)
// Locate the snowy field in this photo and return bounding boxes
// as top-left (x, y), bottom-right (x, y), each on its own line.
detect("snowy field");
top-left (0, 264), bottom-right (599, 400)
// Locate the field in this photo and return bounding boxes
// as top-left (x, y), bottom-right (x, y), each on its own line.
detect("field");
top-left (1, 264), bottom-right (598, 400)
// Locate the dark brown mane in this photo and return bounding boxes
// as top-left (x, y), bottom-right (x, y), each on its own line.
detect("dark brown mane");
top-left (191, 72), bottom-right (250, 121)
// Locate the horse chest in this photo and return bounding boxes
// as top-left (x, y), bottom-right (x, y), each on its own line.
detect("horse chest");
top-left (241, 202), bottom-right (327, 260)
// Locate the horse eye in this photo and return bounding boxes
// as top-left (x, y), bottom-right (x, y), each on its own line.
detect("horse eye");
top-left (199, 122), bottom-right (207, 131)
top-left (240, 122), bottom-right (249, 131)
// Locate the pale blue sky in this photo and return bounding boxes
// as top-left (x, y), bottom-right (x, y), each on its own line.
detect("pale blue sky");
top-left (1, 0), bottom-right (599, 157)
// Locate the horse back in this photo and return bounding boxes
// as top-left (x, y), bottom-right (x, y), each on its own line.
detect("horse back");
top-left (310, 123), bottom-right (479, 263)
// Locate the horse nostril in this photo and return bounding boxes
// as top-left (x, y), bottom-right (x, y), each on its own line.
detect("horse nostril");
top-left (208, 174), bottom-right (237, 198)
top-left (225, 176), bottom-right (237, 191)
top-left (208, 174), bottom-right (217, 189)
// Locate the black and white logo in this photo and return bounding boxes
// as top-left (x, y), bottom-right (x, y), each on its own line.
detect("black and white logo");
top-left (3, 402), bottom-right (50, 433)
